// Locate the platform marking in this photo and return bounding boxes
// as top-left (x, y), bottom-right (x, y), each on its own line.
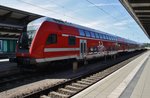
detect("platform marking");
top-left (71, 52), bottom-right (149, 98)
top-left (107, 54), bottom-right (149, 98)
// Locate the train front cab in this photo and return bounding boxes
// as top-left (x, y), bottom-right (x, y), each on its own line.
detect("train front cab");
top-left (15, 18), bottom-right (81, 66)
top-left (13, 18), bottom-right (46, 66)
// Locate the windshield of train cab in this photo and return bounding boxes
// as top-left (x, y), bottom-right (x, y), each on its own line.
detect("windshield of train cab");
top-left (19, 17), bottom-right (46, 49)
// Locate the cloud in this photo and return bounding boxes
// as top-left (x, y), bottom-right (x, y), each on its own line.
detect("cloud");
top-left (80, 19), bottom-right (113, 31)
top-left (82, 21), bottom-right (105, 27)
top-left (113, 20), bottom-right (134, 26)
top-left (89, 3), bottom-right (121, 7)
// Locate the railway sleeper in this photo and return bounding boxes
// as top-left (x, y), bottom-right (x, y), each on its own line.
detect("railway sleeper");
top-left (96, 73), bottom-right (106, 78)
top-left (40, 95), bottom-right (51, 98)
top-left (100, 71), bottom-right (107, 75)
top-left (72, 83), bottom-right (88, 88)
top-left (48, 91), bottom-right (69, 98)
top-left (90, 75), bottom-right (101, 79)
top-left (97, 71), bottom-right (104, 75)
top-left (58, 88), bottom-right (76, 95)
top-left (94, 75), bottom-right (105, 79)
top-left (93, 73), bottom-right (103, 77)
top-left (81, 79), bottom-right (96, 83)
top-left (90, 74), bottom-right (100, 77)
top-left (77, 80), bottom-right (92, 85)
top-left (87, 76), bottom-right (99, 80)
top-left (104, 69), bottom-right (111, 74)
top-left (85, 78), bottom-right (97, 82)
top-left (65, 85), bottom-right (82, 91)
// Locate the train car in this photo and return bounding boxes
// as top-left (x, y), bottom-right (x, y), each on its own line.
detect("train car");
top-left (11, 17), bottom-right (140, 66)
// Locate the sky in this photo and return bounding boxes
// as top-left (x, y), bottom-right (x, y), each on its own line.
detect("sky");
top-left (0, 0), bottom-right (150, 43)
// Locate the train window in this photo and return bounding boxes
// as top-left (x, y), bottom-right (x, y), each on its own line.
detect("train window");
top-left (112, 37), bottom-right (114, 41)
top-left (103, 35), bottom-right (106, 39)
top-left (46, 34), bottom-right (57, 44)
top-left (113, 37), bottom-right (115, 41)
top-left (90, 32), bottom-right (95, 38)
top-left (109, 36), bottom-right (111, 40)
top-left (101, 34), bottom-right (104, 39)
top-left (111, 36), bottom-right (113, 40)
top-left (95, 33), bottom-right (99, 39)
top-left (105, 35), bottom-right (108, 39)
top-left (112, 36), bottom-right (114, 41)
top-left (68, 36), bottom-right (76, 45)
top-left (99, 33), bottom-right (102, 39)
top-left (107, 35), bottom-right (109, 40)
top-left (110, 36), bottom-right (112, 40)
top-left (108, 36), bottom-right (110, 40)
top-left (98, 33), bottom-right (101, 39)
top-left (79, 29), bottom-right (85, 36)
top-left (85, 31), bottom-right (91, 37)
top-left (116, 38), bottom-right (118, 41)
top-left (106, 35), bottom-right (109, 40)
top-left (112, 36), bottom-right (114, 40)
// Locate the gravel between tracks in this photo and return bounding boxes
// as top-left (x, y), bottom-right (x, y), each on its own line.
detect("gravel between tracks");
top-left (0, 79), bottom-right (67, 98)
top-left (0, 51), bottom-right (143, 98)
top-left (0, 62), bottom-right (19, 77)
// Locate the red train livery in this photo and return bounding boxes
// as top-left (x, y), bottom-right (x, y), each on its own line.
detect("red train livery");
top-left (13, 17), bottom-right (140, 65)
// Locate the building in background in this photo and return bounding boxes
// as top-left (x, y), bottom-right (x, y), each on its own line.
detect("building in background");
top-left (0, 5), bottom-right (42, 58)
top-left (0, 38), bottom-right (17, 54)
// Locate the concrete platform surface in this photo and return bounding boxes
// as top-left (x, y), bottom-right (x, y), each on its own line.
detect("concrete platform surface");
top-left (72, 51), bottom-right (150, 98)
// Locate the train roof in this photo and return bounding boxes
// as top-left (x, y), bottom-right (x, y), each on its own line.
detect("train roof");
top-left (29, 17), bottom-right (139, 45)
top-left (43, 17), bottom-right (113, 35)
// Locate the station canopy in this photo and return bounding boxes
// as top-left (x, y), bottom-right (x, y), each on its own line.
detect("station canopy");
top-left (0, 5), bottom-right (42, 38)
top-left (120, 0), bottom-right (150, 39)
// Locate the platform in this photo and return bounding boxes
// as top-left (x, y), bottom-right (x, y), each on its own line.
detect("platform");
top-left (72, 50), bottom-right (150, 98)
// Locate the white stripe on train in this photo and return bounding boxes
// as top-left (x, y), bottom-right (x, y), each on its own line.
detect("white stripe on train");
top-left (44, 48), bottom-right (80, 52)
top-left (36, 50), bottom-right (120, 63)
top-left (36, 55), bottom-right (78, 63)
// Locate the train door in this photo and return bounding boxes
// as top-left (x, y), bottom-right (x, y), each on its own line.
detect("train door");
top-left (80, 39), bottom-right (87, 59)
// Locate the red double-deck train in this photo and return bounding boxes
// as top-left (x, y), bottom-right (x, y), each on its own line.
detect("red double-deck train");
top-left (12, 17), bottom-right (141, 66)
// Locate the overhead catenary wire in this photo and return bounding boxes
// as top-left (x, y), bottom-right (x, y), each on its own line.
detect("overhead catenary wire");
top-left (107, 0), bottom-right (129, 20)
top-left (86, 0), bottom-right (120, 22)
top-left (43, 0), bottom-right (108, 26)
top-left (17, 0), bottom-right (138, 42)
top-left (85, 0), bottom-right (133, 27)
top-left (85, 0), bottom-right (140, 41)
top-left (17, 0), bottom-right (91, 24)
top-left (17, 0), bottom-right (110, 28)
top-left (45, 0), bottom-right (96, 21)
top-left (106, 0), bottom-right (140, 41)
top-left (18, 0), bottom-right (126, 30)
top-left (49, 0), bottom-right (131, 34)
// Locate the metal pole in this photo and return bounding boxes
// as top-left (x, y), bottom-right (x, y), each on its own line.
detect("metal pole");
top-left (73, 61), bottom-right (78, 73)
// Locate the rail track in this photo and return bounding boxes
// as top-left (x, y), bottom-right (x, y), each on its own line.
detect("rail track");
top-left (0, 66), bottom-right (64, 92)
top-left (22, 50), bottom-right (146, 98)
top-left (0, 70), bottom-right (38, 92)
